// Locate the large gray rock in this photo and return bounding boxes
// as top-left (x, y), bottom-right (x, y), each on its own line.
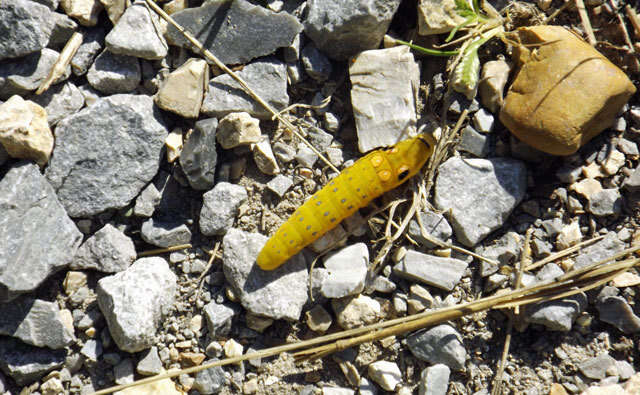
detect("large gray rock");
top-left (0, 297), bottom-right (75, 349)
top-left (105, 2), bottom-right (167, 60)
top-left (0, 162), bottom-right (82, 302)
top-left (86, 50), bottom-right (141, 94)
top-left (350, 46), bottom-right (419, 152)
top-left (304, 0), bottom-right (401, 60)
top-left (407, 324), bottom-right (466, 371)
top-left (434, 157), bottom-right (527, 247)
top-left (200, 182), bottom-right (248, 236)
top-left (70, 224), bottom-right (136, 272)
top-left (45, 94), bottom-right (167, 217)
top-left (0, 337), bottom-right (66, 386)
top-left (167, 0), bottom-right (302, 65)
top-left (201, 57), bottom-right (289, 120)
top-left (97, 257), bottom-right (177, 353)
top-left (29, 82), bottom-right (85, 127)
top-left (222, 229), bottom-right (308, 321)
top-left (0, 0), bottom-right (55, 61)
top-left (321, 243), bottom-right (368, 298)
top-left (0, 48), bottom-right (70, 100)
top-left (393, 250), bottom-right (467, 291)
top-left (180, 118), bottom-right (218, 190)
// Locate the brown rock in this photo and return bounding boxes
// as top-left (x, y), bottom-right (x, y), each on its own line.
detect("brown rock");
top-left (500, 26), bottom-right (636, 155)
top-left (0, 95), bottom-right (54, 166)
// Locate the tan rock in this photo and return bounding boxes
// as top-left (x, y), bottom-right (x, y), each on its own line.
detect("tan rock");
top-left (556, 220), bottom-right (582, 250)
top-left (500, 26), bottom-right (636, 155)
top-left (252, 136), bottom-right (280, 175)
top-left (61, 0), bottom-right (103, 26)
top-left (118, 377), bottom-right (184, 395)
top-left (549, 383), bottom-right (568, 395)
top-left (0, 95), bottom-right (54, 166)
top-left (216, 112), bottom-right (261, 149)
top-left (626, 373), bottom-right (640, 394)
top-left (570, 178), bottom-right (602, 199)
top-left (99, 0), bottom-right (126, 24)
top-left (417, 0), bottom-right (466, 35)
top-left (601, 149), bottom-right (625, 175)
top-left (163, 0), bottom-right (187, 14)
top-left (165, 128), bottom-right (183, 163)
top-left (332, 294), bottom-right (381, 330)
top-left (611, 271), bottom-right (640, 287)
top-left (63, 271), bottom-right (88, 295)
top-left (155, 58), bottom-right (208, 118)
top-left (479, 59), bottom-right (511, 114)
top-left (306, 304), bottom-right (332, 333)
top-left (179, 351), bottom-right (205, 367)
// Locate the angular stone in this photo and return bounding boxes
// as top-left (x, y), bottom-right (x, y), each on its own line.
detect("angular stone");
top-left (394, 250), bottom-right (467, 291)
top-left (71, 25), bottom-right (105, 76)
top-left (252, 137), bottom-right (280, 175)
top-left (105, 2), bottom-right (168, 60)
top-left (216, 112), bottom-right (262, 149)
top-left (407, 208), bottom-right (453, 248)
top-left (222, 229), bottom-right (308, 321)
top-left (479, 59), bottom-right (510, 114)
top-left (134, 182), bottom-right (162, 217)
top-left (301, 44), bottom-right (333, 82)
top-left (419, 364), bottom-right (450, 395)
top-left (203, 302), bottom-right (237, 338)
top-left (45, 94), bottom-right (167, 217)
top-left (1, 49), bottom-right (69, 100)
top-left (97, 257), bottom-right (177, 352)
top-left (574, 232), bottom-right (625, 270)
top-left (526, 293), bottom-right (587, 331)
top-left (180, 118), bottom-right (218, 190)
top-left (71, 224), bottom-right (136, 272)
top-left (0, 162), bottom-right (82, 302)
top-left (321, 243), bottom-right (368, 298)
top-left (407, 324), bottom-right (466, 371)
top-left (200, 182), bottom-right (248, 236)
top-left (60, 0), bottom-right (103, 26)
top-left (596, 295), bottom-right (640, 333)
top-left (141, 219), bottom-right (191, 248)
top-left (193, 363), bottom-right (227, 395)
top-left (0, 337), bottom-right (65, 386)
top-left (587, 189), bottom-right (622, 217)
top-left (155, 58), bottom-right (208, 118)
top-left (87, 50), bottom-right (141, 94)
top-left (350, 46), bottom-right (419, 152)
top-left (368, 361), bottom-right (401, 391)
top-left (304, 0), bottom-right (401, 60)
top-left (0, 0), bottom-right (55, 61)
top-left (434, 157), bottom-right (527, 247)
top-left (500, 26), bottom-right (636, 155)
top-left (167, 0), bottom-right (302, 65)
top-left (29, 82), bottom-right (84, 127)
top-left (202, 58), bottom-right (289, 120)
top-left (266, 174), bottom-right (293, 197)
top-left (137, 346), bottom-right (163, 376)
top-left (331, 294), bottom-right (381, 330)
top-left (0, 297), bottom-right (75, 349)
top-left (0, 96), bottom-right (54, 166)
top-left (306, 305), bottom-right (332, 333)
top-left (578, 353), bottom-right (617, 380)
top-left (417, 0), bottom-right (466, 35)
top-left (473, 108), bottom-right (494, 133)
top-left (458, 125), bottom-right (489, 157)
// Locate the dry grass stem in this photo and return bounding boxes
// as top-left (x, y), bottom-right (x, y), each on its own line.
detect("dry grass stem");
top-left (543, 1), bottom-right (572, 24)
top-left (524, 234), bottom-right (605, 271)
top-left (575, 0), bottom-right (596, 45)
top-left (136, 243), bottom-right (192, 257)
top-left (194, 241), bottom-right (221, 301)
top-left (36, 32), bottom-right (83, 95)
top-left (144, 0), bottom-right (339, 174)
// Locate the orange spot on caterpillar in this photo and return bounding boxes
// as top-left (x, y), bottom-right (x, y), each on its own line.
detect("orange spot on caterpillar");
top-left (370, 154), bottom-right (383, 167)
top-left (378, 170), bottom-right (391, 181)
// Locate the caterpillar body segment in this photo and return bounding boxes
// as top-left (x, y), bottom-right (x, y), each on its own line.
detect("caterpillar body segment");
top-left (256, 133), bottom-right (436, 271)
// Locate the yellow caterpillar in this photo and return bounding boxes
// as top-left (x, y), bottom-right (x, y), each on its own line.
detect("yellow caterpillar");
top-left (256, 133), bottom-right (436, 270)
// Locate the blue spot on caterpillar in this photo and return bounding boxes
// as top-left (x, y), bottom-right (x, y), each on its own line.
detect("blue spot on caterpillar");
top-left (256, 133), bottom-right (436, 270)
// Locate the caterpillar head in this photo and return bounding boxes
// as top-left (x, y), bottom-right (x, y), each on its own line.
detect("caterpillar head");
top-left (383, 133), bottom-right (436, 188)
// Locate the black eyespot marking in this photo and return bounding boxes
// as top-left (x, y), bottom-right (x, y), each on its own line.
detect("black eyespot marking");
top-left (330, 217), bottom-right (336, 222)
top-left (312, 231), bottom-right (318, 236)
top-left (398, 169), bottom-right (410, 180)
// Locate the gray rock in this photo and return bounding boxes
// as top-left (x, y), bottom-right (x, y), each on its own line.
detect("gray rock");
top-left (71, 26), bottom-right (105, 76)
top-left (617, 137), bottom-right (638, 156)
top-left (321, 243), bottom-right (368, 298)
top-left (0, 297), bottom-right (75, 349)
top-left (472, 108), bottom-right (494, 133)
top-left (458, 125), bottom-right (489, 157)
top-left (137, 346), bottom-right (163, 376)
top-left (407, 209), bottom-right (453, 248)
top-left (419, 364), bottom-right (450, 395)
top-left (283, 33), bottom-right (301, 63)
top-left (535, 263), bottom-right (564, 282)
top-left (167, 0), bottom-right (302, 65)
top-left (0, 337), bottom-right (65, 386)
top-left (578, 353), bottom-right (617, 380)
top-left (0, 162), bottom-right (82, 302)
top-left (97, 257), bottom-right (177, 352)
top-left (0, 48), bottom-right (70, 100)
top-left (615, 360), bottom-right (635, 380)
top-left (266, 174), bottom-right (294, 197)
top-left (29, 82), bottom-right (84, 126)
top-left (370, 275), bottom-right (396, 293)
top-left (596, 295), bottom-right (640, 333)
top-left (222, 228), bottom-right (308, 321)
top-left (71, 224), bottom-right (136, 272)
top-left (80, 339), bottom-right (102, 361)
top-left (273, 141), bottom-right (297, 163)
top-left (475, 232), bottom-right (521, 266)
top-left (304, 0), bottom-right (402, 60)
top-left (200, 182), bottom-right (248, 236)
top-left (393, 250), bottom-right (467, 291)
top-left (114, 358), bottom-right (134, 385)
top-left (540, 218), bottom-right (563, 238)
top-left (526, 293), bottom-right (587, 331)
top-left (448, 94), bottom-right (479, 115)
top-left (295, 146), bottom-right (318, 168)
top-left (180, 118), bottom-right (219, 190)
top-left (0, 0), bottom-right (55, 61)
top-left (141, 219), bottom-right (192, 248)
top-left (587, 189), bottom-right (622, 216)
top-left (307, 126), bottom-right (334, 153)
top-left (407, 324), bottom-right (466, 371)
top-left (556, 162), bottom-right (582, 183)
top-left (86, 50), bottom-right (141, 94)
top-left (45, 94), bottom-right (167, 217)
top-left (48, 11), bottom-right (77, 49)
top-left (76, 307), bottom-right (102, 330)
top-left (201, 57), bottom-right (289, 120)
top-left (623, 165), bottom-right (640, 195)
top-left (193, 363), bottom-right (227, 395)
top-left (434, 157), bottom-right (527, 247)
top-left (574, 232), bottom-right (625, 270)
top-left (301, 44), bottom-right (333, 82)
top-left (203, 302), bottom-right (238, 338)
top-left (105, 2), bottom-right (168, 60)
top-left (134, 182), bottom-right (162, 217)
top-left (350, 46), bottom-right (419, 152)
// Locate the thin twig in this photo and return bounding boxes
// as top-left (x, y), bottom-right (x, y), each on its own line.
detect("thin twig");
top-left (542, 1), bottom-right (572, 25)
top-left (137, 244), bottom-right (192, 257)
top-left (194, 241), bottom-right (221, 301)
top-left (36, 32), bottom-right (83, 94)
top-left (144, 0), bottom-right (339, 174)
top-left (575, 0), bottom-right (596, 46)
top-left (524, 235), bottom-right (605, 271)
